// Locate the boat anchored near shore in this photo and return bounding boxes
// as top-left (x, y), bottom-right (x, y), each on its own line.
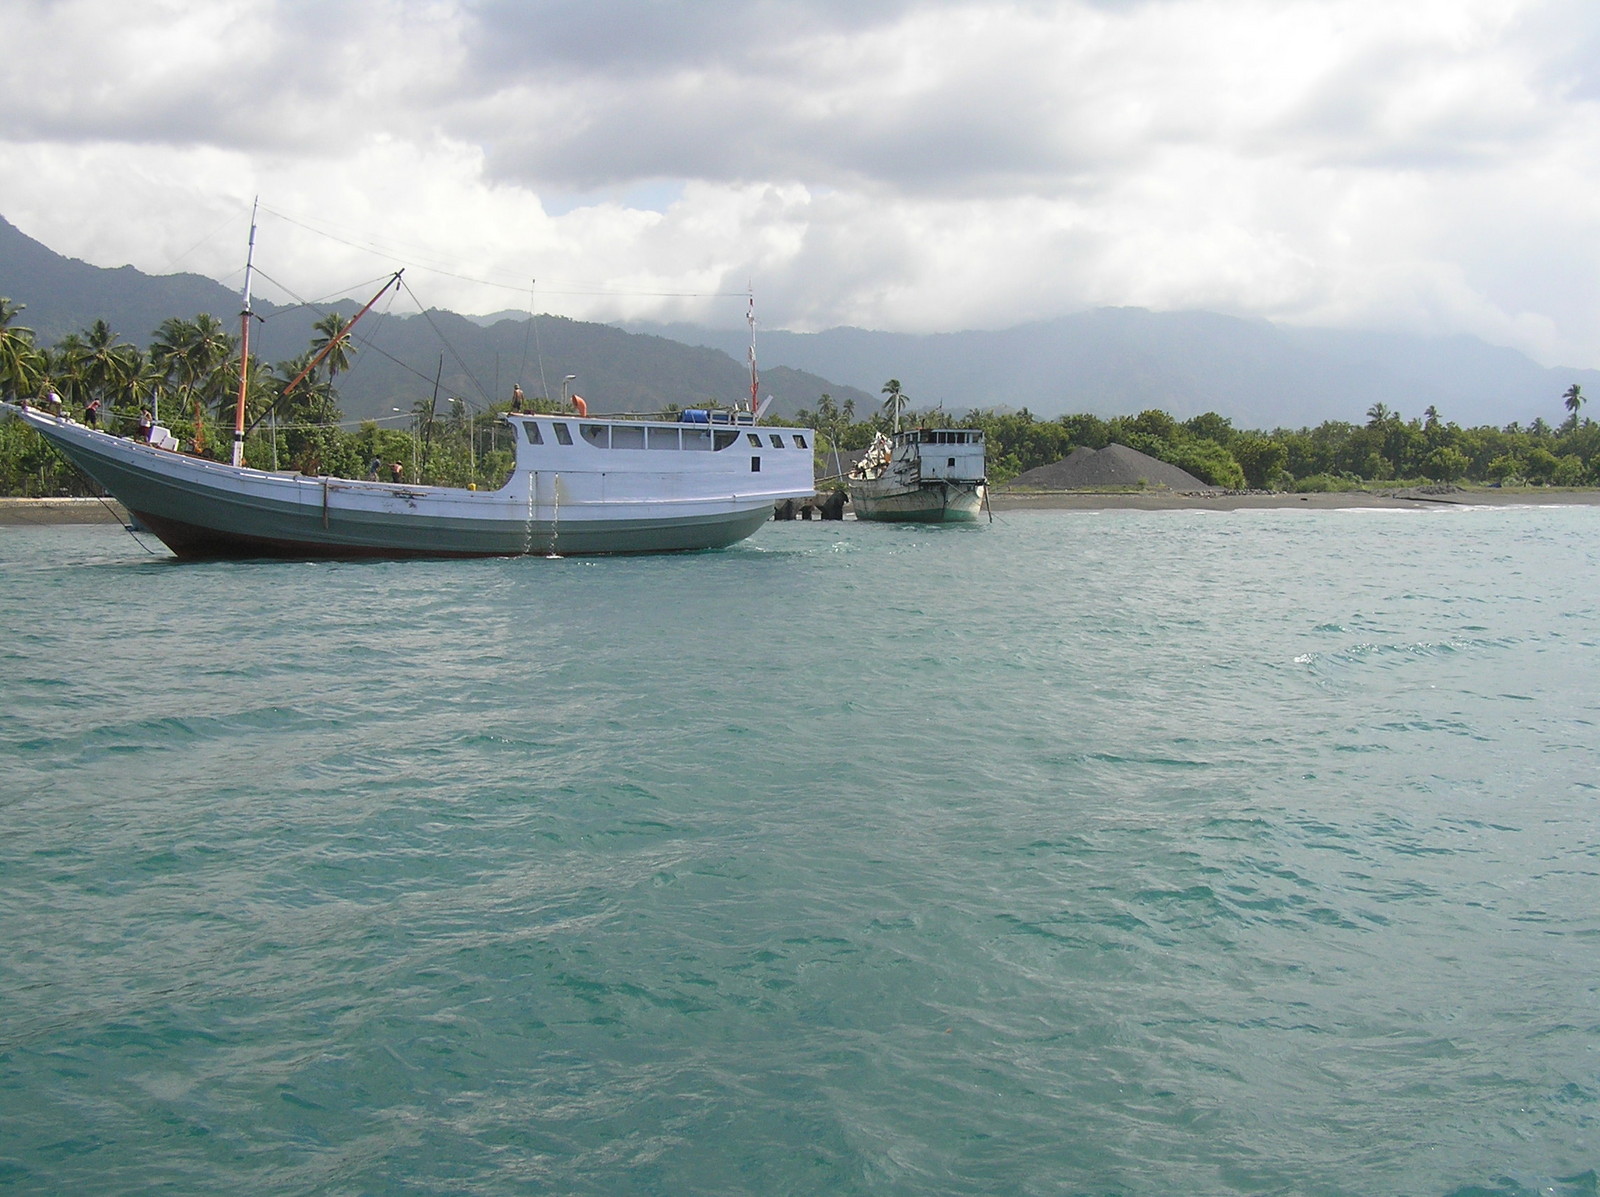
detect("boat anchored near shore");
top-left (4, 403), bottom-right (818, 558)
top-left (847, 427), bottom-right (988, 523)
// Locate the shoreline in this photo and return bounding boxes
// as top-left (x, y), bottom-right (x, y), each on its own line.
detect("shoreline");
top-left (0, 497), bottom-right (129, 526)
top-left (4, 487), bottom-right (1599, 528)
top-left (987, 486), bottom-right (1600, 512)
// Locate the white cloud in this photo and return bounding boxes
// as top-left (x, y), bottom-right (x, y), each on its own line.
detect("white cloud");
top-left (5, 0), bottom-right (1600, 365)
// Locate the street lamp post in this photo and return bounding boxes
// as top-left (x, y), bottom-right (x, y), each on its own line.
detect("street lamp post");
top-left (561, 375), bottom-right (577, 409)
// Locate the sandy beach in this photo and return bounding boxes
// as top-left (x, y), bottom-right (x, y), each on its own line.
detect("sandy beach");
top-left (987, 486), bottom-right (1600, 512)
top-left (0, 497), bottom-right (129, 526)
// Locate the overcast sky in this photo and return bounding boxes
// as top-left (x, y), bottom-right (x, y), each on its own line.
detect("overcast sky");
top-left (5, 0), bottom-right (1600, 365)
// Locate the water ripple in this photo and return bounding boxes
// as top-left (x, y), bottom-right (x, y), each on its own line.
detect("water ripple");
top-left (3, 513), bottom-right (1600, 1194)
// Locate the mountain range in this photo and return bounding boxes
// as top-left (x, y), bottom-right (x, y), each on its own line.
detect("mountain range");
top-left (625, 314), bottom-right (1596, 431)
top-left (0, 216), bottom-right (870, 424)
top-left (3, 213), bottom-right (1592, 431)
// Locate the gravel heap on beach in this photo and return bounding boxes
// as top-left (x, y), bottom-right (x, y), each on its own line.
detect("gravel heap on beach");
top-left (1004, 443), bottom-right (1216, 491)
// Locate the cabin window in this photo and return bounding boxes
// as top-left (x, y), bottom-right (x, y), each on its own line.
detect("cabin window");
top-left (767, 435), bottom-right (782, 449)
top-left (684, 429), bottom-right (712, 451)
top-left (553, 423), bottom-right (572, 445)
top-left (714, 430), bottom-right (739, 450)
top-left (747, 433), bottom-right (761, 447)
top-left (581, 424), bottom-right (608, 448)
top-left (948, 457), bottom-right (956, 467)
top-left (523, 422), bottom-right (544, 445)
top-left (611, 424), bottom-right (646, 450)
top-left (751, 456), bottom-right (761, 472)
top-left (793, 434), bottom-right (808, 449)
top-left (646, 426), bottom-right (679, 450)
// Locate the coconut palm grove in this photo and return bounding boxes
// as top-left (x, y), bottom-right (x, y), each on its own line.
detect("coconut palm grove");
top-left (3, 297), bottom-right (1598, 498)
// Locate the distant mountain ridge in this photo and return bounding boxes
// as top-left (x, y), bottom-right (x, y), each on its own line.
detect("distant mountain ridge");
top-left (3, 213), bottom-right (1591, 431)
top-left (627, 312), bottom-right (1598, 431)
top-left (0, 216), bottom-right (869, 423)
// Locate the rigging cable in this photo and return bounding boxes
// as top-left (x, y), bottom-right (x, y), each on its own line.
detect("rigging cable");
top-left (519, 278), bottom-right (539, 403)
top-left (531, 280), bottom-right (551, 406)
top-left (398, 277), bottom-right (495, 407)
top-left (255, 201), bottom-right (747, 300)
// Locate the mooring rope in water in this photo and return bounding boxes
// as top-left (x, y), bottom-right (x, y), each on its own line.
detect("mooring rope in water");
top-left (98, 494), bottom-right (163, 554)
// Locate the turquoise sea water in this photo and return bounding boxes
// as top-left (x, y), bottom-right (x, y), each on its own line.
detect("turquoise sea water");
top-left (3, 506), bottom-right (1600, 1196)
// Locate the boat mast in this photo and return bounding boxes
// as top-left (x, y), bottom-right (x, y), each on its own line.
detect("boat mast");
top-left (243, 270), bottom-right (404, 439)
top-left (278, 271), bottom-right (403, 400)
top-left (231, 198), bottom-right (258, 467)
top-left (746, 290), bottom-right (759, 415)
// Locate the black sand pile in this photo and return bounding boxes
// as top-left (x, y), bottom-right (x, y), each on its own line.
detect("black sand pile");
top-left (1005, 443), bottom-right (1215, 491)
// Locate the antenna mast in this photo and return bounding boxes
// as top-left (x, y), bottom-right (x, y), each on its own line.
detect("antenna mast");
top-left (746, 289), bottom-right (759, 414)
top-left (230, 198), bottom-right (259, 467)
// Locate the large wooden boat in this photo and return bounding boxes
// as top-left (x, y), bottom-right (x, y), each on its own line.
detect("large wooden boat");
top-left (4, 402), bottom-right (817, 558)
top-left (847, 428), bottom-right (987, 523)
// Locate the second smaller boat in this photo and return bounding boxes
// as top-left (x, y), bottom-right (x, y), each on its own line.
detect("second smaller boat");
top-left (847, 427), bottom-right (988, 523)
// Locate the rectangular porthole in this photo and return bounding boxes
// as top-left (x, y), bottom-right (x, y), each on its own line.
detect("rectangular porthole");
top-left (751, 456), bottom-right (761, 472)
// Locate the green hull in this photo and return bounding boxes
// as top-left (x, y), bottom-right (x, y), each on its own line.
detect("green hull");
top-left (12, 407), bottom-right (787, 559)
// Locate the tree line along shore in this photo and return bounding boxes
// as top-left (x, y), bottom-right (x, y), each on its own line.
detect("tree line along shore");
top-left (2, 296), bottom-right (1598, 499)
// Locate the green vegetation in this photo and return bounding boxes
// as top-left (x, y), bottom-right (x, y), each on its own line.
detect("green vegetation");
top-left (797, 381), bottom-right (1600, 492)
top-left (4, 297), bottom-right (1599, 498)
top-left (0, 298), bottom-right (536, 496)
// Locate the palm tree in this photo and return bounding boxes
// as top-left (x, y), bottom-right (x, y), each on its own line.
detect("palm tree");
top-left (0, 298), bottom-right (44, 401)
top-left (153, 314), bottom-right (238, 419)
top-left (78, 320), bottom-right (138, 408)
top-left (267, 352), bottom-right (341, 472)
top-left (881, 378), bottom-right (908, 432)
top-left (48, 335), bottom-right (89, 407)
top-left (310, 313), bottom-right (356, 388)
top-left (1365, 402), bottom-right (1393, 427)
top-left (137, 345), bottom-right (170, 408)
top-left (1563, 383), bottom-right (1585, 430)
top-left (273, 352), bottom-right (337, 420)
top-left (815, 393), bottom-right (845, 475)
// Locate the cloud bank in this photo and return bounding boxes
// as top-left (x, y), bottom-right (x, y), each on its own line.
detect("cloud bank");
top-left (4, 0), bottom-right (1600, 366)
